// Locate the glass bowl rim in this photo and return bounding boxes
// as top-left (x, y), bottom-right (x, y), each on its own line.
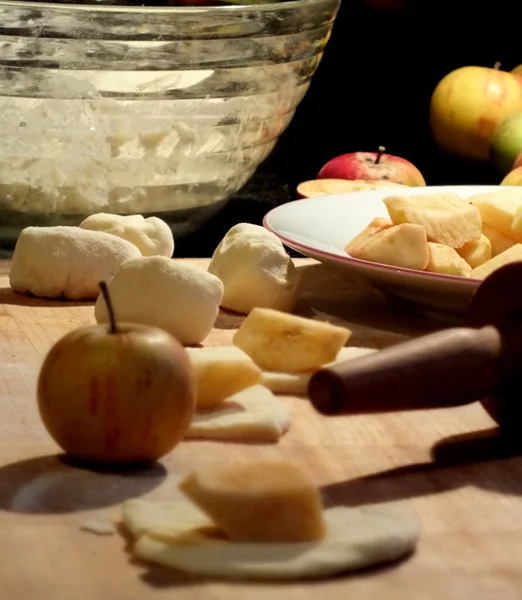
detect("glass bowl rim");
top-left (0, 0), bottom-right (337, 15)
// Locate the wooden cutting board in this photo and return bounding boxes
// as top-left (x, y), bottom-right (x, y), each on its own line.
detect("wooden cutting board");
top-left (1, 258), bottom-right (521, 600)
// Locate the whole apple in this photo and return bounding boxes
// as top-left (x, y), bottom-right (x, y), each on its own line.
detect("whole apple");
top-left (317, 146), bottom-right (426, 186)
top-left (37, 283), bottom-right (196, 465)
top-left (430, 63), bottom-right (522, 161)
top-left (296, 178), bottom-right (406, 198)
top-left (501, 166), bottom-right (522, 186)
top-left (512, 65), bottom-right (522, 77)
top-left (514, 151), bottom-right (522, 170)
top-left (490, 112), bottom-right (522, 175)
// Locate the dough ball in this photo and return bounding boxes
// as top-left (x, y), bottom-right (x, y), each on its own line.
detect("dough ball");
top-left (94, 256), bottom-right (223, 346)
top-left (79, 213), bottom-right (174, 258)
top-left (208, 223), bottom-right (300, 314)
top-left (124, 492), bottom-right (419, 581)
top-left (9, 226), bottom-right (141, 301)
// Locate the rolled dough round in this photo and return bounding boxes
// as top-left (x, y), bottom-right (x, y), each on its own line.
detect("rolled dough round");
top-left (125, 493), bottom-right (418, 581)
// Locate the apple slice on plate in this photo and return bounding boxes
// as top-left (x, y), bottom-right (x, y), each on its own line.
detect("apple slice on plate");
top-left (297, 179), bottom-right (406, 199)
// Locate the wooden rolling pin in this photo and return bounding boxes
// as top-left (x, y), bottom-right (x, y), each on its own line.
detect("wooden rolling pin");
top-left (308, 262), bottom-right (522, 434)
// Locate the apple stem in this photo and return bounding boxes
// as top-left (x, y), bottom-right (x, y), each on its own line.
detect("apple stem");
top-left (99, 281), bottom-right (117, 335)
top-left (494, 62), bottom-right (501, 70)
top-left (375, 146), bottom-right (385, 165)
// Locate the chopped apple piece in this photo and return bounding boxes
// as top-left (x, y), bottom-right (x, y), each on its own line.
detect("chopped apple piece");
top-left (347, 223), bottom-right (429, 271)
top-left (469, 189), bottom-right (522, 242)
top-left (232, 308), bottom-right (351, 373)
top-left (186, 346), bottom-right (262, 410)
top-left (344, 217), bottom-right (393, 256)
top-left (456, 234), bottom-right (492, 269)
top-left (179, 460), bottom-right (326, 543)
top-left (383, 193), bottom-right (481, 248)
top-left (471, 243), bottom-right (522, 279)
top-left (426, 242), bottom-right (471, 277)
top-left (482, 223), bottom-right (517, 257)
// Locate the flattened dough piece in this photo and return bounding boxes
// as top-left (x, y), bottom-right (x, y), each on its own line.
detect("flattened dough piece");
top-left (186, 385), bottom-right (290, 443)
top-left (9, 226), bottom-right (141, 300)
top-left (80, 213), bottom-right (174, 258)
top-left (123, 498), bottom-right (212, 540)
top-left (263, 346), bottom-right (376, 394)
top-left (129, 495), bottom-right (418, 581)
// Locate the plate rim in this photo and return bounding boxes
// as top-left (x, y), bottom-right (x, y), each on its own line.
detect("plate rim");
top-left (262, 185), bottom-right (499, 288)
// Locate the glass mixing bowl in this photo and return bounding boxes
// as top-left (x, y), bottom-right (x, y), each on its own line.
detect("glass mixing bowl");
top-left (0, 0), bottom-right (339, 248)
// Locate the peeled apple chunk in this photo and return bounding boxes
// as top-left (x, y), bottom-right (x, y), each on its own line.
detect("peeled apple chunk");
top-left (233, 308), bottom-right (351, 372)
top-left (347, 223), bottom-right (429, 270)
top-left (482, 223), bottom-right (516, 256)
top-left (426, 242), bottom-right (472, 277)
top-left (469, 189), bottom-right (522, 242)
top-left (456, 234), bottom-right (492, 269)
top-left (123, 489), bottom-right (419, 581)
top-left (9, 226), bottom-right (141, 300)
top-left (383, 193), bottom-right (482, 248)
top-left (471, 243), bottom-right (522, 279)
top-left (79, 213), bottom-right (174, 258)
top-left (208, 223), bottom-right (300, 314)
top-left (179, 460), bottom-right (326, 543)
top-left (185, 346), bottom-right (263, 409)
top-left (94, 256), bottom-right (223, 346)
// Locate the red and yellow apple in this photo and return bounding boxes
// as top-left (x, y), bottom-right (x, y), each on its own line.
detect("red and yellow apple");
top-left (317, 147), bottom-right (426, 186)
top-left (37, 283), bottom-right (196, 465)
top-left (501, 166), bottom-right (522, 186)
top-left (491, 112), bottom-right (522, 175)
top-left (296, 178), bottom-right (406, 198)
top-left (512, 65), bottom-right (522, 77)
top-left (430, 63), bottom-right (522, 161)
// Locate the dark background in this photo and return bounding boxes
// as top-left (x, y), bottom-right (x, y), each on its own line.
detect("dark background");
top-left (176, 0), bottom-right (522, 256)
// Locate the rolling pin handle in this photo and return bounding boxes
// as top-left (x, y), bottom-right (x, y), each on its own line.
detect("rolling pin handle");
top-left (308, 326), bottom-right (503, 416)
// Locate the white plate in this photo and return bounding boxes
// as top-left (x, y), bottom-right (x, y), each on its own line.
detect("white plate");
top-left (264, 185), bottom-right (503, 322)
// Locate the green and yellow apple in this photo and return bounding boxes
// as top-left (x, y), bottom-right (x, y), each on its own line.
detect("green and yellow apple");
top-left (501, 166), bottom-right (522, 186)
top-left (430, 64), bottom-right (522, 161)
top-left (491, 112), bottom-right (522, 175)
top-left (37, 283), bottom-right (196, 466)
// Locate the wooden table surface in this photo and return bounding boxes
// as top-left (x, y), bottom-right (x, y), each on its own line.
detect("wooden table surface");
top-left (1, 258), bottom-right (521, 600)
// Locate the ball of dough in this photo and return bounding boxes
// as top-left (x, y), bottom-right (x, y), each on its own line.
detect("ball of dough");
top-left (208, 223), bottom-right (300, 314)
top-left (94, 256), bottom-right (224, 346)
top-left (9, 226), bottom-right (141, 301)
top-left (79, 213), bottom-right (174, 258)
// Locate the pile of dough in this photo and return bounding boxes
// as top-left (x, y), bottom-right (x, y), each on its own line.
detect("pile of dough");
top-left (80, 213), bottom-right (174, 258)
top-left (186, 384), bottom-right (290, 443)
top-left (263, 346), bottom-right (377, 394)
top-left (9, 226), bottom-right (141, 301)
top-left (186, 346), bottom-right (262, 409)
top-left (94, 256), bottom-right (223, 346)
top-left (233, 308), bottom-right (352, 372)
top-left (208, 223), bottom-right (300, 314)
top-left (122, 476), bottom-right (418, 581)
